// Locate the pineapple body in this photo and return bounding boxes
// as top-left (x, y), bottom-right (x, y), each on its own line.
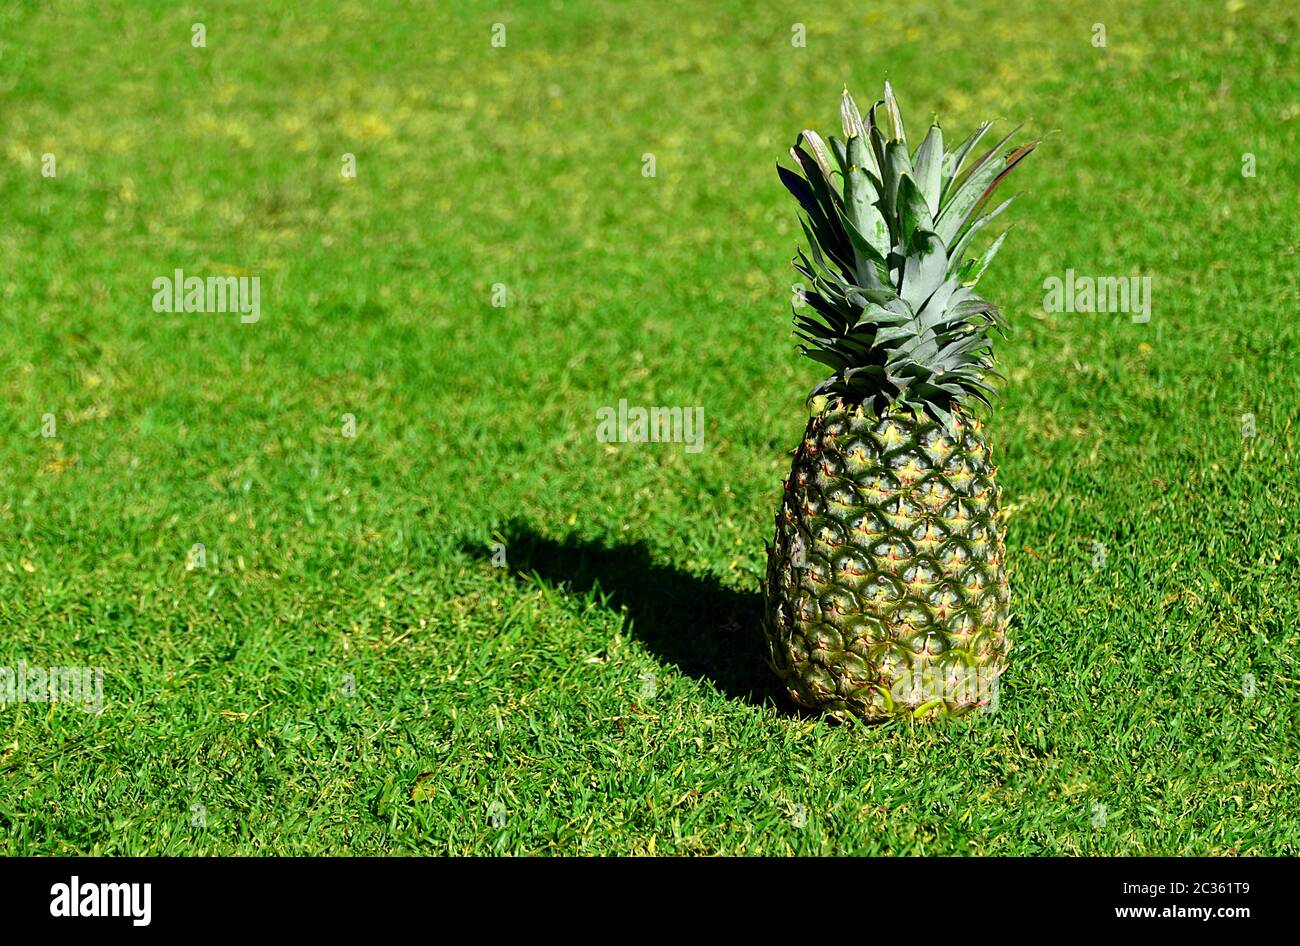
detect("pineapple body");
top-left (764, 399), bottom-right (1009, 721)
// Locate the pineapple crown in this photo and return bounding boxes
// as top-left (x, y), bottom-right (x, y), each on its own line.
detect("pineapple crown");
top-left (779, 83), bottom-right (1035, 427)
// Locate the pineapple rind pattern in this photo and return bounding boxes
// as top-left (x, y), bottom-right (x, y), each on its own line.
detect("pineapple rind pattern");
top-left (764, 399), bottom-right (1010, 722)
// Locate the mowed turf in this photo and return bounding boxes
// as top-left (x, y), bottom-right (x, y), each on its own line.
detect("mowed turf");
top-left (0, 0), bottom-right (1296, 854)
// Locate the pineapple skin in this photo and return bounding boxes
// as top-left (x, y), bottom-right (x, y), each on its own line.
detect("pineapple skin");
top-left (763, 400), bottom-right (1010, 721)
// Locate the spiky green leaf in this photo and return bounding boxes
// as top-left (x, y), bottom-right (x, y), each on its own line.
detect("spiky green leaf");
top-left (912, 124), bottom-right (944, 216)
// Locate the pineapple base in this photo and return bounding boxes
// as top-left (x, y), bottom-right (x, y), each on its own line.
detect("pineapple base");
top-left (763, 400), bottom-right (1010, 722)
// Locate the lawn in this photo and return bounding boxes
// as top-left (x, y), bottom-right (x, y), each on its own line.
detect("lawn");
top-left (0, 0), bottom-right (1297, 855)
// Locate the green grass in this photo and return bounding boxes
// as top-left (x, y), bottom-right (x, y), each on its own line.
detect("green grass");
top-left (1, 0), bottom-right (1297, 855)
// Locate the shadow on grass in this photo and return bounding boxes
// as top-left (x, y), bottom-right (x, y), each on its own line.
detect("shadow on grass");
top-left (472, 523), bottom-right (783, 709)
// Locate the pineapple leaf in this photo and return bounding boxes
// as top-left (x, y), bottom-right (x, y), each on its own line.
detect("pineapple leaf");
top-left (780, 158), bottom-right (855, 277)
top-left (867, 123), bottom-right (889, 204)
top-left (912, 123), bottom-right (944, 217)
top-left (873, 323), bottom-right (921, 345)
top-left (840, 89), bottom-right (867, 141)
top-left (949, 195), bottom-right (1016, 266)
top-left (883, 81), bottom-right (907, 148)
top-left (839, 91), bottom-right (881, 178)
top-left (797, 129), bottom-right (836, 185)
top-left (844, 135), bottom-right (891, 260)
top-left (838, 214), bottom-right (889, 290)
top-left (916, 274), bottom-right (964, 330)
top-left (789, 144), bottom-right (842, 221)
top-left (799, 346), bottom-right (851, 371)
top-left (828, 136), bottom-right (849, 177)
top-left (934, 124), bottom-right (1023, 245)
top-left (847, 287), bottom-right (904, 308)
top-left (900, 229), bottom-right (947, 312)
top-left (777, 162), bottom-right (824, 221)
top-left (961, 228), bottom-right (1010, 286)
top-left (977, 140), bottom-right (1037, 209)
top-left (844, 364), bottom-right (888, 385)
top-left (880, 139), bottom-right (913, 243)
top-left (896, 173), bottom-right (936, 248)
top-left (940, 122), bottom-right (992, 201)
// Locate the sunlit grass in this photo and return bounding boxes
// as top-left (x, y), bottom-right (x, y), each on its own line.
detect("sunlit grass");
top-left (0, 0), bottom-right (1296, 854)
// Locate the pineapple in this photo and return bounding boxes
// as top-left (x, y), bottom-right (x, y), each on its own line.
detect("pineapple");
top-left (764, 84), bottom-right (1035, 722)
